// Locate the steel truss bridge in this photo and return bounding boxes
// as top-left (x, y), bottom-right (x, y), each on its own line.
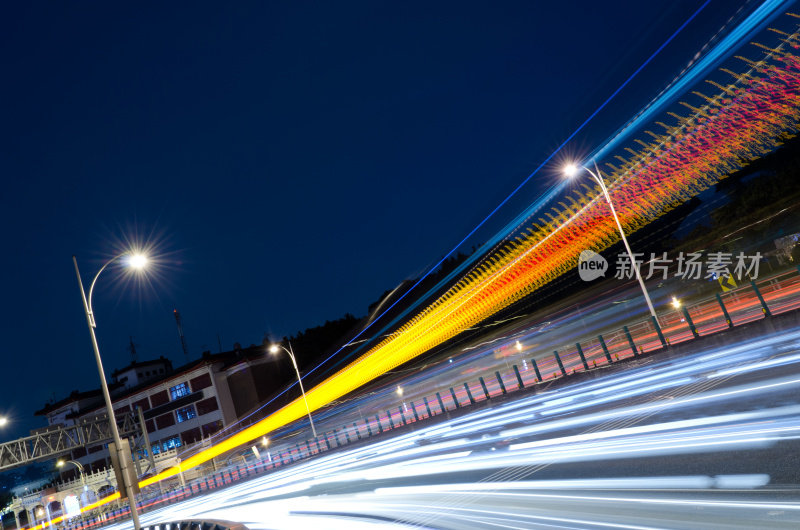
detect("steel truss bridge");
top-left (0, 413), bottom-right (140, 472)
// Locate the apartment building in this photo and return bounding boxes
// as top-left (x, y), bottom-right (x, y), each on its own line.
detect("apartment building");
top-left (35, 345), bottom-right (279, 477)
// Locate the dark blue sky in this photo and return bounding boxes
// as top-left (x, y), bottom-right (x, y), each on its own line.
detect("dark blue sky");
top-left (0, 0), bottom-right (747, 437)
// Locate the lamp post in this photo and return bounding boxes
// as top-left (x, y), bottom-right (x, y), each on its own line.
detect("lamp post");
top-left (57, 459), bottom-right (86, 487)
top-left (564, 163), bottom-right (660, 325)
top-left (269, 342), bottom-right (317, 438)
top-left (73, 253), bottom-right (148, 530)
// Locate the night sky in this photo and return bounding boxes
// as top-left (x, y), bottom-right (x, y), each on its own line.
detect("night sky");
top-left (0, 1), bottom-right (745, 438)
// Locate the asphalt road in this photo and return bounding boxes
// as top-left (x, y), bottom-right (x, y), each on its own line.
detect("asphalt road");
top-left (107, 323), bottom-right (800, 529)
top-left (238, 266), bottom-right (800, 460)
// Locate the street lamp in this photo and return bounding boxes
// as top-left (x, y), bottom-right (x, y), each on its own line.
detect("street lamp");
top-left (671, 296), bottom-right (681, 309)
top-left (564, 162), bottom-right (660, 325)
top-left (73, 252), bottom-right (148, 530)
top-left (57, 459), bottom-right (86, 486)
top-left (0, 417), bottom-right (7, 427)
top-left (269, 342), bottom-right (317, 438)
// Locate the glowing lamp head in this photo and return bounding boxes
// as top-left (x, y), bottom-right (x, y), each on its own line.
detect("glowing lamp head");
top-left (671, 296), bottom-right (681, 309)
top-left (0, 417), bottom-right (7, 427)
top-left (564, 164), bottom-right (579, 178)
top-left (56, 459), bottom-right (65, 467)
top-left (269, 344), bottom-right (280, 354)
top-left (127, 253), bottom-right (148, 270)
top-left (396, 386), bottom-right (403, 396)
top-left (261, 436), bottom-right (270, 447)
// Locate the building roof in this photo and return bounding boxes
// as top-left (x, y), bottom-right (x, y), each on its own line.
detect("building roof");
top-left (111, 356), bottom-right (173, 378)
top-left (36, 345), bottom-right (268, 420)
top-left (34, 388), bottom-right (104, 416)
top-left (63, 351), bottom-right (245, 419)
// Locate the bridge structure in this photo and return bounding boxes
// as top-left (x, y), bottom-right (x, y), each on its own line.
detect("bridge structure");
top-left (0, 412), bottom-right (183, 530)
top-left (4, 449), bottom-right (181, 530)
top-left (0, 413), bottom-right (140, 474)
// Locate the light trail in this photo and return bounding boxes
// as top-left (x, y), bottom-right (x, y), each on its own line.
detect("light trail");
top-left (197, 10), bottom-right (800, 458)
top-left (191, 0), bottom-right (721, 449)
top-left (29, 8), bottom-right (800, 527)
top-left (87, 325), bottom-right (800, 529)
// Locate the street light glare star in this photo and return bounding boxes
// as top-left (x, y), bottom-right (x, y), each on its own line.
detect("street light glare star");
top-left (0, 417), bottom-right (7, 427)
top-left (564, 163), bottom-right (579, 177)
top-left (127, 253), bottom-right (148, 270)
top-left (269, 344), bottom-right (280, 354)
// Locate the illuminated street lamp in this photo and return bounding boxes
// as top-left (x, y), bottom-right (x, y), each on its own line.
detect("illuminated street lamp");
top-left (269, 342), bottom-right (317, 438)
top-left (0, 417), bottom-right (7, 427)
top-left (671, 296), bottom-right (682, 309)
top-left (564, 163), bottom-right (660, 325)
top-left (73, 252), bottom-right (148, 530)
top-left (57, 459), bottom-right (86, 486)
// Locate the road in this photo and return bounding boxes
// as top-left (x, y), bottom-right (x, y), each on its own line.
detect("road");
top-left (215, 266), bottom-right (800, 465)
top-left (106, 322), bottom-right (800, 529)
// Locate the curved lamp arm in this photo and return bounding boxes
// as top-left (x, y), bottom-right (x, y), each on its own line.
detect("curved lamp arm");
top-left (87, 253), bottom-right (128, 318)
top-left (569, 163), bottom-right (659, 325)
top-left (270, 341), bottom-right (317, 437)
top-left (72, 252), bottom-right (128, 328)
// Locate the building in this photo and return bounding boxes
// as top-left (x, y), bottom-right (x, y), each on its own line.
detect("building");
top-left (0, 344), bottom-right (289, 529)
top-left (34, 345), bottom-right (284, 479)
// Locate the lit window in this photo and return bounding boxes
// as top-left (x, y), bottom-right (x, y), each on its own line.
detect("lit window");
top-left (176, 405), bottom-right (196, 423)
top-left (161, 436), bottom-right (181, 451)
top-left (169, 382), bottom-right (190, 400)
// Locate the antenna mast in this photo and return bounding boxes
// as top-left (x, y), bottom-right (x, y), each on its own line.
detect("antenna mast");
top-left (173, 309), bottom-right (190, 360)
top-left (128, 336), bottom-right (138, 363)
